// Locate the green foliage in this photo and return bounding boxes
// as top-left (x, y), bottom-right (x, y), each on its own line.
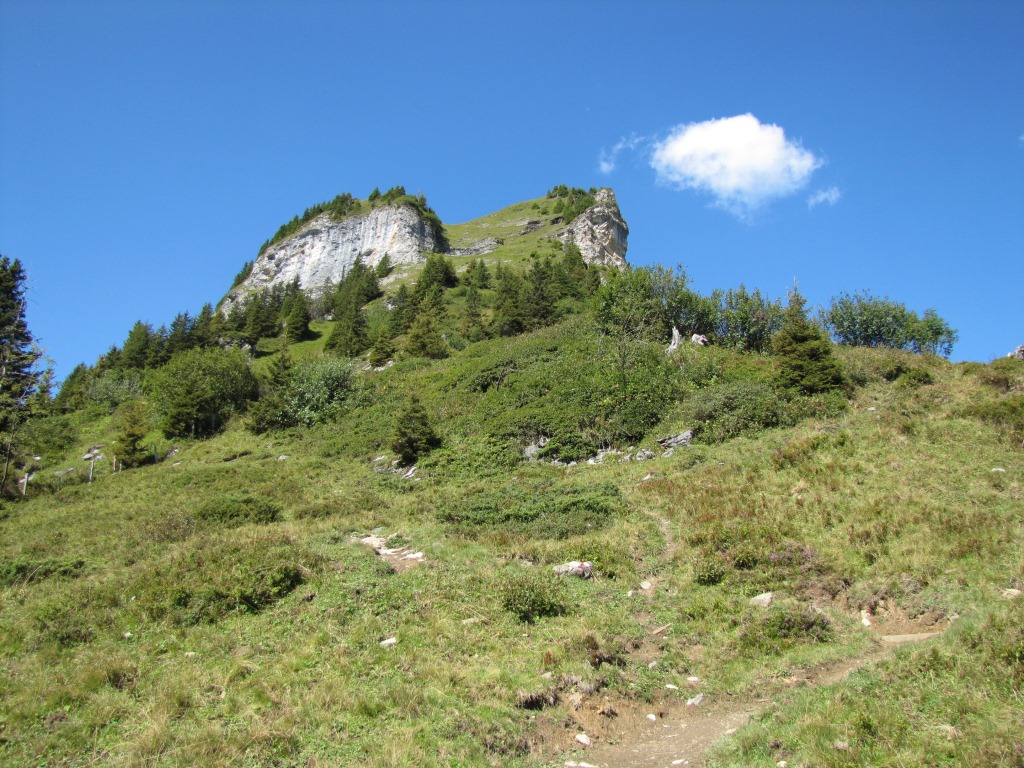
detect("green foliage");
top-left (404, 312), bottom-right (449, 359)
top-left (196, 493), bottom-right (283, 527)
top-left (442, 480), bottom-right (625, 540)
top-left (965, 394), bottom-right (1024, 446)
top-left (285, 292), bottom-right (311, 344)
top-left (823, 291), bottom-right (958, 358)
top-left (688, 380), bottom-right (790, 442)
top-left (546, 185), bottom-right (597, 224)
top-left (147, 347), bottom-right (258, 438)
top-left (0, 556), bottom-right (88, 587)
top-left (391, 395), bottom-right (439, 464)
top-left (231, 260), bottom-right (254, 287)
top-left (113, 398), bottom-right (150, 468)
top-left (773, 290), bottom-right (848, 395)
top-left (287, 355), bottom-right (356, 426)
top-left (737, 606), bottom-right (833, 653)
top-left (499, 570), bottom-right (568, 623)
top-left (692, 551), bottom-right (727, 585)
top-left (368, 330), bottom-right (396, 367)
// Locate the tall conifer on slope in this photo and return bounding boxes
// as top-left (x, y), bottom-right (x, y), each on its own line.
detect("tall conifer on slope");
top-left (772, 289), bottom-right (847, 395)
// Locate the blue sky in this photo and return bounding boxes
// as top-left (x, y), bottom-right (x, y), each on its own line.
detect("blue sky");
top-left (1, 0), bottom-right (1022, 381)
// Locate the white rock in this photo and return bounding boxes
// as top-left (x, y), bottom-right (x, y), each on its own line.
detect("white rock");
top-left (379, 637), bottom-right (397, 647)
top-left (640, 581), bottom-right (653, 591)
top-left (861, 609), bottom-right (872, 627)
top-left (647, 661), bottom-right (658, 669)
top-left (991, 467), bottom-right (1006, 473)
top-left (687, 676), bottom-right (700, 682)
top-left (686, 693), bottom-right (704, 707)
top-left (665, 684), bottom-right (679, 690)
top-left (749, 592), bottom-right (773, 608)
top-left (277, 455), bottom-right (289, 461)
top-left (646, 713), bottom-right (657, 722)
top-left (574, 733), bottom-right (591, 746)
top-left (1002, 588), bottom-right (1022, 600)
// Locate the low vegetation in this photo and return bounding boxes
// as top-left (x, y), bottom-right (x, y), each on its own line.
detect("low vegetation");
top-left (0, 197), bottom-right (1018, 767)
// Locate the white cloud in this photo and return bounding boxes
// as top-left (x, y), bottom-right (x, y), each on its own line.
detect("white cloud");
top-left (807, 186), bottom-right (842, 208)
top-left (598, 133), bottom-right (644, 175)
top-left (650, 114), bottom-right (822, 217)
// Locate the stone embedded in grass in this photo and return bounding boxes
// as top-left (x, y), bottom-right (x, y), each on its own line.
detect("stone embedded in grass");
top-left (574, 733), bottom-right (591, 746)
top-left (750, 592), bottom-right (774, 608)
top-left (552, 561), bottom-right (593, 578)
top-left (686, 693), bottom-right (704, 707)
top-left (379, 637), bottom-right (397, 647)
top-left (1002, 588), bottom-right (1021, 600)
top-left (646, 713), bottom-right (657, 722)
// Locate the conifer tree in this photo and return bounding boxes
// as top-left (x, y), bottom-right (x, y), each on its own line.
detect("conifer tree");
top-left (390, 395), bottom-right (439, 464)
top-left (114, 398), bottom-right (150, 468)
top-left (368, 330), bottom-right (396, 368)
top-left (772, 289), bottom-right (847, 395)
top-left (461, 283), bottom-right (485, 342)
top-left (490, 266), bottom-right (528, 337)
top-left (285, 293), bottom-right (311, 344)
top-left (375, 253), bottom-right (393, 278)
top-left (120, 321), bottom-right (155, 370)
top-left (386, 283), bottom-right (412, 336)
top-left (325, 300), bottom-right (369, 357)
top-left (404, 312), bottom-right (449, 359)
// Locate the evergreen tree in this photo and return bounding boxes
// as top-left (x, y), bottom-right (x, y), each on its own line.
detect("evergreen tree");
top-left (375, 253), bottom-right (393, 278)
top-left (461, 283), bottom-right (485, 342)
top-left (404, 312), bottom-right (449, 359)
top-left (490, 266), bottom-right (528, 337)
top-left (368, 330), bottom-right (396, 368)
top-left (192, 303), bottom-right (216, 348)
top-left (387, 283), bottom-right (412, 336)
top-left (524, 258), bottom-right (556, 329)
top-left (390, 395), bottom-right (439, 465)
top-left (285, 293), bottom-right (311, 344)
top-left (114, 398), bottom-right (150, 468)
top-left (325, 300), bottom-right (369, 357)
top-left (471, 258), bottom-right (492, 289)
top-left (0, 256), bottom-right (42, 493)
top-left (772, 289), bottom-right (847, 395)
top-left (120, 321), bottom-right (155, 370)
top-left (54, 363), bottom-right (89, 413)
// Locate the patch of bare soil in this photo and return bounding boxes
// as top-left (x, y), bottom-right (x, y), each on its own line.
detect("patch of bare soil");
top-left (352, 532), bottom-right (424, 572)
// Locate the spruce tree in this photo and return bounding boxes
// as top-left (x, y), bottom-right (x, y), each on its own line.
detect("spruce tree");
top-left (368, 330), bottom-right (396, 368)
top-left (114, 398), bottom-right (150, 468)
top-left (461, 283), bottom-right (485, 341)
top-left (0, 256), bottom-right (41, 492)
top-left (404, 312), bottom-right (449, 359)
top-left (390, 395), bottom-right (439, 465)
top-left (285, 293), bottom-right (311, 344)
top-left (772, 289), bottom-right (847, 395)
top-left (325, 300), bottom-right (369, 357)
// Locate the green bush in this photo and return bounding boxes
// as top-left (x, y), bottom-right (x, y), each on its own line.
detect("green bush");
top-left (738, 606), bottom-right (832, 653)
top-left (196, 494), bottom-right (282, 527)
top-left (688, 380), bottom-right (789, 442)
top-left (499, 570), bottom-right (567, 623)
top-left (391, 395), bottom-right (440, 464)
top-left (0, 556), bottom-right (88, 587)
top-left (966, 394), bottom-right (1024, 446)
top-left (692, 551), bottom-right (727, 586)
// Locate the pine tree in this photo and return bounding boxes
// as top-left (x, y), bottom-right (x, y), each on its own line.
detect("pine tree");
top-left (325, 299), bottom-right (369, 357)
top-left (368, 330), bottom-right (396, 368)
top-left (120, 321), bottom-right (155, 370)
top-left (285, 293), bottom-right (311, 344)
top-left (461, 283), bottom-right (485, 341)
top-left (387, 283), bottom-right (412, 336)
top-left (772, 289), bottom-right (847, 395)
top-left (114, 398), bottom-right (150, 468)
top-left (375, 253), bottom-right (393, 278)
top-left (390, 395), bottom-right (439, 464)
top-left (0, 256), bottom-right (42, 492)
top-left (490, 266), bottom-right (528, 337)
top-left (404, 312), bottom-right (449, 359)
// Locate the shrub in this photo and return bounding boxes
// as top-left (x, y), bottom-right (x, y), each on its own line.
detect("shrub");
top-left (773, 291), bottom-right (848, 395)
top-left (196, 494), bottom-right (282, 527)
top-left (738, 606), bottom-right (832, 653)
top-left (147, 347), bottom-right (258, 438)
top-left (823, 291), bottom-right (957, 358)
top-left (692, 551), bottom-right (727, 585)
top-left (966, 394), bottom-right (1024, 446)
top-left (287, 355), bottom-right (356, 426)
top-left (689, 380), bottom-right (789, 442)
top-left (499, 570), bottom-right (567, 623)
top-left (0, 556), bottom-right (88, 587)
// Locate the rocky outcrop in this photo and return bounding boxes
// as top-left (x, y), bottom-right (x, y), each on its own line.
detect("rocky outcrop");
top-left (559, 188), bottom-right (628, 268)
top-left (1009, 345), bottom-right (1024, 361)
top-left (224, 204), bottom-right (441, 308)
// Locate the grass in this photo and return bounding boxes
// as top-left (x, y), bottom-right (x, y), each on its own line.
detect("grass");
top-left (2, 321), bottom-right (1022, 765)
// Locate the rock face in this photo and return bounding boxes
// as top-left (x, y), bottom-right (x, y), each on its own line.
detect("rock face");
top-left (225, 204), bottom-right (441, 308)
top-left (1009, 345), bottom-right (1024, 361)
top-left (559, 188), bottom-right (629, 268)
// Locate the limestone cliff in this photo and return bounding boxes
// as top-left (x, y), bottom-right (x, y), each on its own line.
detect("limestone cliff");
top-left (559, 188), bottom-right (628, 269)
top-left (224, 204), bottom-right (441, 308)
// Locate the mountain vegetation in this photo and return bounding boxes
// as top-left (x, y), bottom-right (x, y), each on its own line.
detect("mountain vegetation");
top-left (0, 192), bottom-right (1018, 768)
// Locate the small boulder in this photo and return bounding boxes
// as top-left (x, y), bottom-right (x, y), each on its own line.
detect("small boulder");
top-left (749, 592), bottom-right (774, 608)
top-left (635, 449), bottom-right (655, 461)
top-left (1008, 344), bottom-right (1024, 361)
top-left (553, 561), bottom-right (594, 579)
top-left (575, 733), bottom-right (591, 747)
top-left (657, 431), bottom-right (693, 449)
top-left (686, 693), bottom-right (705, 707)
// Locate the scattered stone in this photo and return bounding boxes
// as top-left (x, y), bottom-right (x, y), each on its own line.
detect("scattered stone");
top-left (619, 453), bottom-right (633, 463)
top-left (277, 455), bottom-right (289, 461)
top-left (642, 473), bottom-right (654, 481)
top-left (690, 333), bottom-right (709, 346)
top-left (868, 406), bottom-right (877, 412)
top-left (401, 466), bottom-right (417, 479)
top-left (122, 631), bottom-right (133, 638)
top-left (646, 713), bottom-right (658, 722)
top-left (172, 461), bottom-right (182, 467)
top-left (523, 436), bottom-right (549, 459)
top-left (860, 609), bottom-right (872, 627)
top-left (686, 693), bottom-right (704, 707)
top-left (1008, 344), bottom-right (1024, 361)
top-left (640, 581), bottom-right (653, 591)
top-left (661, 447), bottom-right (674, 458)
top-left (666, 684), bottom-right (679, 690)
top-left (657, 431), bottom-right (693, 449)
top-left (750, 592), bottom-right (774, 608)
top-left (627, 590), bottom-right (635, 597)
top-left (184, 652), bottom-right (197, 658)
top-left (991, 467), bottom-right (1007, 473)
top-left (777, 761), bottom-right (789, 768)
top-left (1002, 588), bottom-right (1022, 600)
top-left (372, 455), bottom-right (387, 462)
top-left (553, 561), bottom-right (594, 578)
top-left (402, 552), bottom-right (424, 561)
top-left (565, 762), bottom-right (599, 768)
top-left (647, 661), bottom-right (658, 670)
top-left (687, 676), bottom-right (700, 683)
top-left (574, 733), bottom-right (591, 747)
top-left (379, 637), bottom-right (397, 647)
top-left (635, 449), bottom-right (655, 461)
top-left (834, 739), bottom-right (850, 751)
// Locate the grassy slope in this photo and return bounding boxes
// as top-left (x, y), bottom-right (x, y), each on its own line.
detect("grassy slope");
top-left (1, 328), bottom-right (1022, 767)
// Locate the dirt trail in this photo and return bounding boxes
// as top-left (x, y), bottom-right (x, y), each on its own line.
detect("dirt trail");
top-left (573, 630), bottom-right (941, 768)
top-left (565, 506), bottom-right (945, 768)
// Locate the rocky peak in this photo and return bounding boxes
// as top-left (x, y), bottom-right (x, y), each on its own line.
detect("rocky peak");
top-left (224, 203), bottom-right (441, 309)
top-left (559, 187), bottom-right (628, 269)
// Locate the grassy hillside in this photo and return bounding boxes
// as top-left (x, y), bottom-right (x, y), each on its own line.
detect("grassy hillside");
top-left (2, 314), bottom-right (1022, 766)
